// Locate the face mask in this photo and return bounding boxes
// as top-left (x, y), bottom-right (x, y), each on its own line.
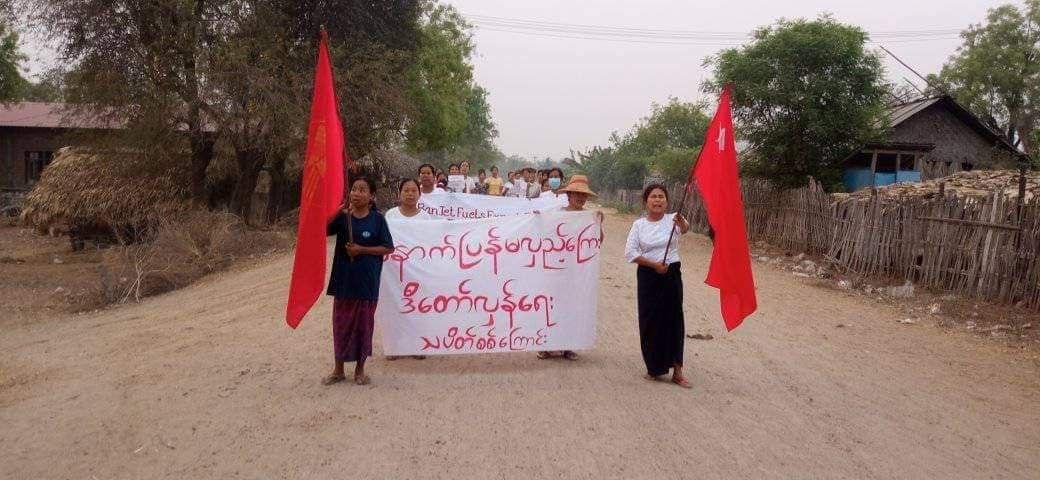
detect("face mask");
top-left (548, 178), bottom-right (562, 189)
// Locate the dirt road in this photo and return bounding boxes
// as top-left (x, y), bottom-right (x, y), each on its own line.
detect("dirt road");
top-left (2, 212), bottom-right (1039, 479)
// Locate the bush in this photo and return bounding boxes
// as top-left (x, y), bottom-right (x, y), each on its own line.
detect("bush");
top-left (100, 210), bottom-right (291, 304)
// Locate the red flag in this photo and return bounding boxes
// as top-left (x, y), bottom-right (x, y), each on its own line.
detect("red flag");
top-left (286, 31), bottom-right (347, 329)
top-left (693, 86), bottom-right (757, 331)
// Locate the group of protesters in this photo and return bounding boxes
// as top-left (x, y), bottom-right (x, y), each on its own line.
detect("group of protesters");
top-left (319, 160), bottom-right (693, 390)
top-left (419, 160), bottom-right (567, 199)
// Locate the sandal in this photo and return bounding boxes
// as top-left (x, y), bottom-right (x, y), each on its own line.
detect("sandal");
top-left (671, 375), bottom-right (693, 389)
top-left (562, 350), bottom-right (579, 361)
top-left (354, 373), bottom-right (371, 386)
top-left (321, 374), bottom-right (346, 386)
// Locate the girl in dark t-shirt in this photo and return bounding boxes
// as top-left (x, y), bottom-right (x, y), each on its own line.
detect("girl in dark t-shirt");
top-left (322, 176), bottom-right (394, 386)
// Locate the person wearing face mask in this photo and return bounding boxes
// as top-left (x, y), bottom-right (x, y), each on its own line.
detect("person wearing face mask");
top-left (624, 183), bottom-right (692, 389)
top-left (538, 167), bottom-right (568, 202)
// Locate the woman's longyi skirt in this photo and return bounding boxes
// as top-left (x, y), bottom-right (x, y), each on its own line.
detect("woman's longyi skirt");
top-left (636, 262), bottom-right (685, 377)
top-left (332, 298), bottom-right (377, 363)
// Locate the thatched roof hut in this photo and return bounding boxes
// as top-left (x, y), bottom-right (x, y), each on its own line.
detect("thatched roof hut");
top-left (359, 149), bottom-right (420, 182)
top-left (21, 147), bottom-right (192, 235)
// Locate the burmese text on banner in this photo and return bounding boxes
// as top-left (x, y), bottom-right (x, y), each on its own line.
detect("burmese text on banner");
top-left (376, 210), bottom-right (601, 355)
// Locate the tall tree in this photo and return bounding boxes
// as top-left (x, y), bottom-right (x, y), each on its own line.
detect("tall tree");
top-left (933, 0), bottom-right (1039, 159)
top-left (404, 1), bottom-right (476, 158)
top-left (0, 20), bottom-right (28, 100)
top-left (28, 0), bottom-right (223, 202)
top-left (278, 0), bottom-right (422, 159)
top-left (705, 16), bottom-right (888, 189)
top-left (26, 0), bottom-right (424, 213)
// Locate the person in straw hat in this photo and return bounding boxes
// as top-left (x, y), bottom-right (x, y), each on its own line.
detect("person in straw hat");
top-left (536, 174), bottom-right (605, 361)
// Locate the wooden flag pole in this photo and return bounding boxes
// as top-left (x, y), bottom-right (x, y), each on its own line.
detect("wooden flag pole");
top-left (660, 183), bottom-right (693, 265)
top-left (322, 26), bottom-right (356, 262)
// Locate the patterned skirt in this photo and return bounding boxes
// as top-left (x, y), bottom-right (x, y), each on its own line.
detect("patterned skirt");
top-left (332, 298), bottom-right (378, 363)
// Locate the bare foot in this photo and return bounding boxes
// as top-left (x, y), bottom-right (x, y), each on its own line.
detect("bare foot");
top-left (321, 373), bottom-right (346, 386)
top-left (354, 373), bottom-right (371, 386)
top-left (671, 375), bottom-right (692, 389)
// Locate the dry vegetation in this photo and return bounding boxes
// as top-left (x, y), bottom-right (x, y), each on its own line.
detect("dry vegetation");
top-left (0, 210), bottom-right (293, 324)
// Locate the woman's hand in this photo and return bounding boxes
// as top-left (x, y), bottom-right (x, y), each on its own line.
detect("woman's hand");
top-left (673, 213), bottom-right (690, 233)
top-left (345, 242), bottom-right (362, 257)
top-left (595, 211), bottom-right (605, 224)
top-left (340, 202), bottom-right (352, 216)
top-left (654, 262), bottom-right (669, 275)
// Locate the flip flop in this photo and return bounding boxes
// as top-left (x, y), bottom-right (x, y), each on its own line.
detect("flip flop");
top-left (321, 374), bottom-right (346, 386)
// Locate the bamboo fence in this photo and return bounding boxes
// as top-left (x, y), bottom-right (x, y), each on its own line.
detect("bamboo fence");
top-left (600, 176), bottom-right (1040, 310)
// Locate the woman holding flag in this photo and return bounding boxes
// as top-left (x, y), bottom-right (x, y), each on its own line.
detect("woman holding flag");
top-left (624, 184), bottom-right (692, 388)
top-left (322, 176), bottom-right (395, 386)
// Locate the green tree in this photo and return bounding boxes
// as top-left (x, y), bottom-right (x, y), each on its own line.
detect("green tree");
top-left (26, 0), bottom-right (424, 214)
top-left (618, 98), bottom-right (710, 183)
top-left (933, 0), bottom-right (1039, 159)
top-left (574, 98), bottom-right (709, 191)
top-left (0, 21), bottom-right (29, 100)
top-left (705, 16), bottom-right (888, 189)
top-left (405, 1), bottom-right (475, 157)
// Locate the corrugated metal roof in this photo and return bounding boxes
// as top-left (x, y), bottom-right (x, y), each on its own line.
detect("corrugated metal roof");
top-left (882, 95), bottom-right (1025, 159)
top-left (0, 102), bottom-right (119, 129)
top-left (885, 97), bottom-right (943, 127)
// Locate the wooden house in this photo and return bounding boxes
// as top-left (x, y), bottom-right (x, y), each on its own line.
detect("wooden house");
top-left (0, 102), bottom-right (119, 194)
top-left (843, 95), bottom-right (1026, 192)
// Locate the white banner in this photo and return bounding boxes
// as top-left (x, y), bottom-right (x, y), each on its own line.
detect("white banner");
top-left (377, 210), bottom-right (601, 355)
top-left (417, 191), bottom-right (567, 219)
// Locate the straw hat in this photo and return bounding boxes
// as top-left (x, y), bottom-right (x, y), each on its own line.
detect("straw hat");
top-left (559, 174), bottom-right (598, 197)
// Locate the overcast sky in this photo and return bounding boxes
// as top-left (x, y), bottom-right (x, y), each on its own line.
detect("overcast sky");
top-left (446, 0), bottom-right (1016, 161)
top-left (19, 0), bottom-right (1017, 160)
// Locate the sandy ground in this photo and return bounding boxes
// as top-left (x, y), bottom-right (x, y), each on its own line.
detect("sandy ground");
top-left (2, 211), bottom-right (1039, 479)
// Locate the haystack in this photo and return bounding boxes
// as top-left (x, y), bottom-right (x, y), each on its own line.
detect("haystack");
top-left (359, 149), bottom-right (421, 181)
top-left (836, 170), bottom-right (1040, 203)
top-left (21, 147), bottom-right (192, 239)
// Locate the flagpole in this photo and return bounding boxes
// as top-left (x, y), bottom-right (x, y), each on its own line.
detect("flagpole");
top-left (321, 26), bottom-right (355, 261)
top-left (660, 83), bottom-right (732, 264)
top-left (660, 174), bottom-right (695, 265)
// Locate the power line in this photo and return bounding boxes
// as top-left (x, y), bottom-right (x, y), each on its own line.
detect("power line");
top-left (466, 13), bottom-right (962, 38)
top-left (465, 13), bottom-right (963, 45)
